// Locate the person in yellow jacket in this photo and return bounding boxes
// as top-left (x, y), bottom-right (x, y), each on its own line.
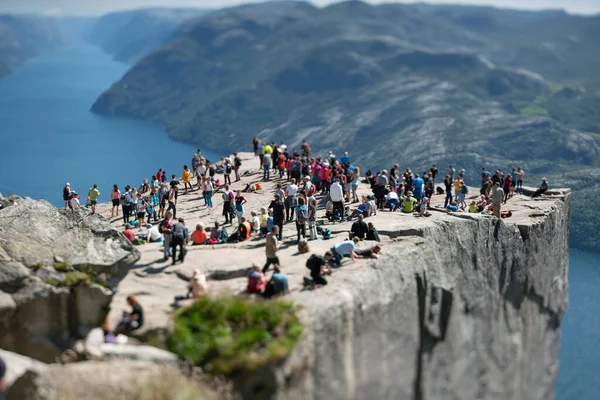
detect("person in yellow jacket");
top-left (181, 165), bottom-right (193, 193)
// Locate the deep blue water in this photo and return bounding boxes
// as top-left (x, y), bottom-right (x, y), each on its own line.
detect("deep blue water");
top-left (0, 45), bottom-right (219, 206)
top-left (556, 249), bottom-right (600, 400)
top-left (0, 44), bottom-right (598, 399)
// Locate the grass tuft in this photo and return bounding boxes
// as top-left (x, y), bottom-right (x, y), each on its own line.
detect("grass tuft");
top-left (166, 296), bottom-right (303, 376)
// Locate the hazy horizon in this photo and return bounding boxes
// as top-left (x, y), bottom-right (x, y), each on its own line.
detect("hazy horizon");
top-left (1, 0), bottom-right (599, 17)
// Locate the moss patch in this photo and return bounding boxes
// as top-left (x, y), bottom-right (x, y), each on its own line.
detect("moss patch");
top-left (53, 262), bottom-right (72, 272)
top-left (167, 296), bottom-right (303, 376)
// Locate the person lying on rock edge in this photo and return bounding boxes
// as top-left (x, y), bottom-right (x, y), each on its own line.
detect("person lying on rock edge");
top-left (355, 245), bottom-right (383, 259)
top-left (330, 237), bottom-right (363, 266)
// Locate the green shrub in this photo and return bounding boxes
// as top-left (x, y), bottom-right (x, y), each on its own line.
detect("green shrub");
top-left (53, 262), bottom-right (72, 272)
top-left (64, 271), bottom-right (92, 287)
top-left (167, 296), bottom-right (303, 376)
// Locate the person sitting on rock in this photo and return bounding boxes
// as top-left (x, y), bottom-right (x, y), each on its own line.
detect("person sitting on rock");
top-left (469, 200), bottom-right (479, 213)
top-left (402, 191), bottom-right (417, 213)
top-left (247, 264), bottom-right (267, 294)
top-left (115, 296), bottom-right (144, 335)
top-left (262, 265), bottom-right (289, 298)
top-left (188, 270), bottom-right (208, 299)
top-left (446, 200), bottom-right (459, 212)
top-left (330, 237), bottom-right (363, 266)
top-left (123, 223), bottom-right (135, 242)
top-left (144, 223), bottom-right (162, 243)
top-left (228, 217), bottom-right (251, 243)
top-left (416, 198), bottom-right (431, 217)
top-left (366, 222), bottom-right (381, 242)
top-left (350, 214), bottom-right (368, 240)
top-left (191, 223), bottom-right (207, 245)
top-left (532, 177), bottom-right (549, 198)
top-left (355, 244), bottom-right (383, 259)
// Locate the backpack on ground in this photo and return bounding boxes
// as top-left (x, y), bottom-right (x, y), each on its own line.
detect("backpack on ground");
top-left (297, 239), bottom-right (310, 254)
top-left (436, 186), bottom-right (444, 195)
top-left (321, 228), bottom-right (331, 240)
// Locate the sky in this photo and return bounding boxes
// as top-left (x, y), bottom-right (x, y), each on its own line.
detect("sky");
top-left (0, 0), bottom-right (599, 16)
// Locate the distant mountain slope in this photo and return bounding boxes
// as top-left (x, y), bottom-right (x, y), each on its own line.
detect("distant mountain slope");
top-left (88, 8), bottom-right (210, 62)
top-left (91, 0), bottom-right (600, 250)
top-left (0, 15), bottom-right (64, 78)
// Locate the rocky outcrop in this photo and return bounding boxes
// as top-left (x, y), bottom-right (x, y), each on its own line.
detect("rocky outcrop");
top-left (6, 358), bottom-right (207, 400)
top-left (0, 198), bottom-right (139, 362)
top-left (263, 191), bottom-right (571, 400)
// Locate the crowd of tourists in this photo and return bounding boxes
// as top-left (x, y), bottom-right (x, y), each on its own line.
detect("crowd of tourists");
top-left (58, 140), bottom-right (552, 303)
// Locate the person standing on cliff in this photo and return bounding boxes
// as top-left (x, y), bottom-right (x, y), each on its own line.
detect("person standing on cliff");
top-left (63, 182), bottom-right (71, 209)
top-left (233, 153), bottom-right (242, 182)
top-left (263, 226), bottom-right (282, 273)
top-left (87, 184), bottom-right (101, 214)
top-left (491, 182), bottom-right (504, 218)
top-left (269, 194), bottom-right (285, 241)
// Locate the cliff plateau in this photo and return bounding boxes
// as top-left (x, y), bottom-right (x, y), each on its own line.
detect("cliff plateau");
top-left (93, 153), bottom-right (570, 400)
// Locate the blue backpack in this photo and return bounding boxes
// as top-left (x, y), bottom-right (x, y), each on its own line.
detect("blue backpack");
top-left (322, 228), bottom-right (331, 240)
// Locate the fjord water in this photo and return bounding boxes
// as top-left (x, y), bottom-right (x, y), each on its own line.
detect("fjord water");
top-left (0, 45), bottom-right (219, 206)
top-left (556, 249), bottom-right (600, 400)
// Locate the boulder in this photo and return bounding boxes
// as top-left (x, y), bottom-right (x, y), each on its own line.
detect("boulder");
top-left (0, 349), bottom-right (46, 389)
top-left (6, 360), bottom-right (206, 400)
top-left (0, 198), bottom-right (140, 362)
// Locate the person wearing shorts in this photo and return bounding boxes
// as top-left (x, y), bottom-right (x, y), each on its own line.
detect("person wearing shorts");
top-left (110, 184), bottom-right (120, 218)
top-left (87, 184), bottom-right (101, 214)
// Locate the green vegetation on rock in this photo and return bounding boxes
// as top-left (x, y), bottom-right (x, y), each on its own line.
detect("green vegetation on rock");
top-left (167, 296), bottom-right (303, 375)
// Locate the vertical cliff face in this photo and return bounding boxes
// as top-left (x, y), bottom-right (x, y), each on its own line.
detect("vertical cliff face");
top-left (272, 191), bottom-right (569, 400)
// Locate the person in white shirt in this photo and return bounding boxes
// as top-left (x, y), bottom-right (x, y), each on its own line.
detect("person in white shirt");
top-left (285, 179), bottom-right (298, 221)
top-left (329, 179), bottom-right (345, 220)
top-left (145, 224), bottom-right (162, 243)
top-left (385, 190), bottom-right (400, 211)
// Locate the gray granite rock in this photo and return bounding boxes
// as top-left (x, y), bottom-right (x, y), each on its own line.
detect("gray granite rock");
top-left (0, 198), bottom-right (140, 362)
top-left (266, 190), bottom-right (571, 400)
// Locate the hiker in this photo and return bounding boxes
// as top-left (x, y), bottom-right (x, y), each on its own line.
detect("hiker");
top-left (503, 173), bottom-right (512, 203)
top-left (221, 184), bottom-right (235, 224)
top-left (259, 207), bottom-right (269, 236)
top-left (308, 198), bottom-right (318, 240)
top-left (188, 270), bottom-right (208, 299)
top-left (491, 182), bottom-right (504, 218)
top-left (366, 222), bottom-right (381, 242)
top-left (532, 178), bottom-right (549, 198)
top-left (306, 252), bottom-right (333, 286)
top-left (516, 167), bottom-right (525, 194)
top-left (330, 237), bottom-right (363, 266)
top-left (182, 165), bottom-right (193, 192)
top-left (247, 264), bottom-right (267, 294)
top-left (269, 194), bottom-right (285, 241)
top-left (443, 174), bottom-right (453, 207)
top-left (110, 184), bottom-right (120, 218)
top-left (263, 151), bottom-right (272, 181)
top-left (135, 193), bottom-right (146, 226)
top-left (223, 159), bottom-right (232, 185)
top-left (350, 214), bottom-right (368, 240)
top-left (295, 197), bottom-right (308, 242)
top-left (249, 211), bottom-right (260, 235)
top-left (171, 217), bottom-right (189, 265)
top-left (350, 166), bottom-right (360, 203)
top-left (417, 198), bottom-right (431, 217)
top-left (385, 189), bottom-right (400, 211)
top-left (430, 164), bottom-right (438, 183)
top-left (234, 190), bottom-right (247, 225)
top-left (121, 185), bottom-right (132, 224)
top-left (203, 177), bottom-right (214, 209)
top-left (209, 221), bottom-right (224, 244)
top-left (191, 223), bottom-right (207, 245)
top-left (166, 186), bottom-right (177, 219)
top-left (402, 191), bottom-right (418, 213)
top-left (228, 216), bottom-right (251, 243)
top-left (144, 223), bottom-right (162, 243)
top-left (63, 182), bottom-right (70, 209)
top-left (233, 153), bottom-right (242, 181)
top-left (413, 174), bottom-right (424, 200)
top-left (123, 223), bottom-right (135, 242)
top-left (355, 244), bottom-right (383, 259)
top-left (330, 178), bottom-right (345, 221)
top-left (262, 265), bottom-right (289, 298)
top-left (115, 296), bottom-right (144, 335)
top-left (263, 226), bottom-right (282, 273)
top-left (161, 211), bottom-right (174, 260)
top-left (253, 137), bottom-right (260, 156)
top-left (375, 170), bottom-right (389, 209)
top-left (285, 179), bottom-right (298, 221)
top-left (69, 191), bottom-right (81, 210)
top-left (86, 184), bottom-right (100, 214)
